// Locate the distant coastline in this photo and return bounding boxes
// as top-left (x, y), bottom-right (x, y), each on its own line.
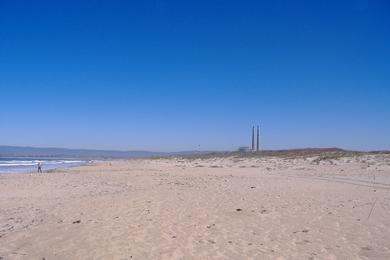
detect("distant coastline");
top-left (0, 145), bottom-right (213, 159)
top-left (1, 145), bottom-right (389, 161)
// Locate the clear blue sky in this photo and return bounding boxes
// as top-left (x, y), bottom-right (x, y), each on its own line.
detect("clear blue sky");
top-left (1, 0), bottom-right (389, 152)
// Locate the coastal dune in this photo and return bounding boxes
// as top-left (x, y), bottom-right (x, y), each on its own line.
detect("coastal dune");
top-left (1, 153), bottom-right (390, 259)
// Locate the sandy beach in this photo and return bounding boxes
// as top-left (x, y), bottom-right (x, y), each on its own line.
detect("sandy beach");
top-left (1, 152), bottom-right (390, 259)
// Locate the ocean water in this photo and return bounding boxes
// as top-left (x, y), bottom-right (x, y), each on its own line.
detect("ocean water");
top-left (0, 157), bottom-right (93, 174)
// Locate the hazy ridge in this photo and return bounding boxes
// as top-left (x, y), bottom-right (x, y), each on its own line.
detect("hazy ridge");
top-left (0, 145), bottom-right (211, 159)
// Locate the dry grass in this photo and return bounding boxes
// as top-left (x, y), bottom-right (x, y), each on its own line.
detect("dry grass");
top-left (171, 148), bottom-right (367, 160)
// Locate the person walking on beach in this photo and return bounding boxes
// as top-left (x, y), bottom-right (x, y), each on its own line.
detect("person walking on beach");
top-left (37, 162), bottom-right (42, 173)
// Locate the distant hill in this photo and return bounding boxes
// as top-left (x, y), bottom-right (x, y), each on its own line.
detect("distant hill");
top-left (4, 145), bottom-right (385, 160)
top-left (0, 145), bottom-right (166, 159)
top-left (0, 145), bottom-right (213, 159)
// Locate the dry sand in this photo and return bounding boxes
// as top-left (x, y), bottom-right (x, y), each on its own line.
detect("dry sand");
top-left (1, 153), bottom-right (390, 259)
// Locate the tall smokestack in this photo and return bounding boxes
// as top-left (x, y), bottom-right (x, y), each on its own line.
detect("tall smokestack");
top-left (251, 126), bottom-right (255, 151)
top-left (256, 125), bottom-right (260, 152)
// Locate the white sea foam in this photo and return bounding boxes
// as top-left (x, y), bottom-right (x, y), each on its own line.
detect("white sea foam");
top-left (0, 163), bottom-right (37, 166)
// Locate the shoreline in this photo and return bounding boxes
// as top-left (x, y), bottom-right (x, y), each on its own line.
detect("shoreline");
top-left (0, 159), bottom-right (97, 175)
